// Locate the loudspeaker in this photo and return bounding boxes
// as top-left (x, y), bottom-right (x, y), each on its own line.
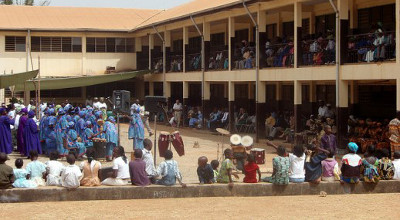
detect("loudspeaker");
top-left (113, 90), bottom-right (130, 113)
top-left (145, 96), bottom-right (167, 113)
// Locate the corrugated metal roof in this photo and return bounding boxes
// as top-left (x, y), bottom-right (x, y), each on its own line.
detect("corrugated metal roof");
top-left (0, 5), bottom-right (161, 32)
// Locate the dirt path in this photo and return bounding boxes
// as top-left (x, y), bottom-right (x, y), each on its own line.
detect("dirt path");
top-left (1, 194), bottom-right (399, 219)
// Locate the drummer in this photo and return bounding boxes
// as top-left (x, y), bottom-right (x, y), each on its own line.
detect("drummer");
top-left (103, 116), bottom-right (118, 161)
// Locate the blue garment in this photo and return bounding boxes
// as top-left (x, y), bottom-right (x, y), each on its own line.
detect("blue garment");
top-left (12, 168), bottom-right (37, 188)
top-left (104, 121), bottom-right (118, 145)
top-left (128, 113), bottom-right (144, 150)
top-left (23, 118), bottom-right (42, 157)
top-left (83, 128), bottom-right (94, 147)
top-left (76, 118), bottom-right (86, 139)
top-left (106, 142), bottom-right (116, 159)
top-left (0, 115), bottom-right (15, 154)
top-left (156, 162), bottom-right (177, 186)
top-left (26, 160), bottom-right (46, 178)
top-left (66, 129), bottom-right (86, 157)
top-left (39, 115), bottom-right (49, 153)
top-left (45, 128), bottom-right (57, 155)
top-left (55, 115), bottom-right (68, 157)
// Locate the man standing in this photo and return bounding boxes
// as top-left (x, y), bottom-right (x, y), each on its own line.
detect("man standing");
top-left (318, 100), bottom-right (327, 118)
top-left (389, 112), bottom-right (400, 159)
top-left (320, 125), bottom-right (337, 154)
top-left (173, 99), bottom-right (183, 128)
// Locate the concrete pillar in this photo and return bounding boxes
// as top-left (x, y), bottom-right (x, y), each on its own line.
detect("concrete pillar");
top-left (258, 10), bottom-right (267, 69)
top-left (203, 81), bottom-right (211, 120)
top-left (183, 27), bottom-right (189, 72)
top-left (0, 89), bottom-right (5, 105)
top-left (203, 21), bottom-right (211, 71)
top-left (257, 81), bottom-right (266, 136)
top-left (24, 83), bottom-right (30, 106)
top-left (396, 0), bottom-right (400, 64)
top-left (349, 81), bottom-right (358, 114)
top-left (277, 12), bottom-right (281, 37)
top-left (294, 80), bottom-right (302, 132)
top-left (228, 81), bottom-right (235, 132)
top-left (294, 2), bottom-right (302, 67)
top-left (149, 82), bottom-right (154, 96)
top-left (165, 81), bottom-right (171, 98)
top-left (338, 0), bottom-right (350, 64)
top-left (165, 30), bottom-right (171, 72)
top-left (349, 0), bottom-right (356, 30)
top-left (183, 81), bottom-right (189, 125)
top-left (309, 81), bottom-right (317, 115)
top-left (276, 82), bottom-right (282, 112)
top-left (135, 37), bottom-right (142, 52)
top-left (82, 35), bottom-right (87, 75)
top-left (149, 34), bottom-right (154, 70)
top-left (337, 80), bottom-right (349, 147)
top-left (228, 17), bottom-right (235, 71)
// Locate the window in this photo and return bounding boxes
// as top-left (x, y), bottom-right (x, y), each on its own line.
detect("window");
top-left (173, 40), bottom-right (183, 53)
top-left (5, 36), bottom-right (26, 52)
top-left (282, 21), bottom-right (294, 37)
top-left (30, 36), bottom-right (82, 52)
top-left (315, 14), bottom-right (336, 36)
top-left (266, 24), bottom-right (277, 40)
top-left (358, 4), bottom-right (395, 33)
top-left (211, 33), bottom-right (225, 47)
top-left (86, 37), bottom-right (135, 53)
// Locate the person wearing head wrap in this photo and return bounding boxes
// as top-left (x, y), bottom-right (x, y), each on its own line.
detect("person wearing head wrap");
top-left (0, 108), bottom-right (15, 154)
top-left (17, 108), bottom-right (29, 155)
top-left (340, 142), bottom-right (362, 184)
top-left (75, 111), bottom-right (86, 140)
top-left (39, 109), bottom-right (50, 154)
top-left (65, 121), bottom-right (86, 157)
top-left (45, 116), bottom-right (58, 155)
top-left (23, 111), bottom-right (42, 157)
top-left (103, 116), bottom-right (118, 161)
top-left (55, 108), bottom-right (68, 157)
top-left (127, 110), bottom-right (145, 150)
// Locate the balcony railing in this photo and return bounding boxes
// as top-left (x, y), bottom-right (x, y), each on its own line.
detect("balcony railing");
top-left (208, 50), bottom-right (229, 71)
top-left (264, 42), bottom-right (294, 68)
top-left (187, 53), bottom-right (201, 72)
top-left (300, 38), bottom-right (336, 66)
top-left (152, 57), bottom-right (163, 73)
top-left (169, 55), bottom-right (183, 73)
top-left (233, 46), bottom-right (256, 70)
top-left (346, 31), bottom-right (396, 64)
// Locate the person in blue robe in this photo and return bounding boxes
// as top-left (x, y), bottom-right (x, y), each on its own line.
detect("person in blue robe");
top-left (23, 111), bottom-right (42, 157)
top-left (0, 108), bottom-right (15, 154)
top-left (127, 107), bottom-right (144, 150)
top-left (103, 116), bottom-right (118, 161)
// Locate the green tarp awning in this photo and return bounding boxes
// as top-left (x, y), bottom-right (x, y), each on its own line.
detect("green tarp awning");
top-left (0, 70), bottom-right (39, 89)
top-left (14, 70), bottom-right (150, 91)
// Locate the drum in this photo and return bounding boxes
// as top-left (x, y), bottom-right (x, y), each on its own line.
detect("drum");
top-left (93, 141), bottom-right (107, 159)
top-left (158, 131), bottom-right (170, 157)
top-left (251, 148), bottom-right (265, 164)
top-left (230, 134), bottom-right (241, 145)
top-left (171, 131), bottom-right (185, 156)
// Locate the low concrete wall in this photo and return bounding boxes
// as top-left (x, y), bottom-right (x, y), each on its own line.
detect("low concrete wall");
top-left (1, 181), bottom-right (400, 203)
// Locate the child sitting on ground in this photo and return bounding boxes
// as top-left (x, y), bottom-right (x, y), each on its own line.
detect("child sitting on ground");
top-left (321, 150), bottom-right (341, 182)
top-left (156, 150), bottom-right (186, 187)
top-left (263, 146), bottom-right (290, 185)
top-left (217, 149), bottom-right (239, 186)
top-left (393, 151), bottom-right (400, 180)
top-left (26, 150), bottom-right (46, 186)
top-left (243, 154), bottom-right (261, 183)
top-left (197, 156), bottom-right (214, 184)
top-left (378, 148), bottom-right (394, 180)
top-left (361, 145), bottom-right (379, 183)
top-left (211, 160), bottom-right (219, 183)
top-left (45, 151), bottom-right (65, 186)
top-left (0, 153), bottom-right (14, 189)
top-left (61, 154), bottom-right (82, 189)
top-left (13, 158), bottom-right (37, 188)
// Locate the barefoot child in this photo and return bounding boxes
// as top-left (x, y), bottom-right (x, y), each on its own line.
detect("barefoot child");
top-left (243, 154), bottom-right (261, 183)
top-left (197, 156), bottom-right (214, 184)
top-left (26, 150), bottom-right (46, 186)
top-left (13, 158), bottom-right (37, 188)
top-left (217, 149), bottom-right (239, 186)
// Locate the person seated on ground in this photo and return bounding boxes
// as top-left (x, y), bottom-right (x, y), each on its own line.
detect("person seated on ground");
top-left (217, 149), bottom-right (239, 186)
top-left (142, 139), bottom-right (157, 183)
top-left (156, 150), bottom-right (186, 187)
top-left (265, 112), bottom-right (276, 139)
top-left (392, 151), bottom-right (400, 180)
top-left (211, 160), bottom-right (219, 183)
top-left (129, 149), bottom-right (150, 187)
top-left (243, 154), bottom-right (261, 183)
top-left (0, 152), bottom-right (14, 189)
top-left (79, 148), bottom-right (101, 187)
top-left (304, 142), bottom-right (330, 184)
top-left (45, 151), bottom-right (65, 186)
top-left (61, 154), bottom-right (82, 189)
top-left (263, 145), bottom-right (289, 185)
top-left (278, 115), bottom-right (295, 143)
top-left (197, 156), bottom-right (214, 184)
top-left (13, 158), bottom-right (37, 188)
top-left (102, 146), bottom-right (130, 186)
top-left (189, 107), bottom-right (203, 129)
top-left (26, 150), bottom-right (46, 186)
top-left (321, 150), bottom-right (341, 182)
top-left (378, 148), bottom-right (394, 180)
top-left (361, 145), bottom-right (379, 183)
top-left (320, 125), bottom-right (337, 154)
top-left (341, 142), bottom-right (362, 184)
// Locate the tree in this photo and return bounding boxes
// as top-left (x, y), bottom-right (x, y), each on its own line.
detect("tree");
top-left (1, 0), bottom-right (50, 6)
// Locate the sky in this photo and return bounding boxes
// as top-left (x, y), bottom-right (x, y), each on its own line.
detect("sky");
top-left (48, 0), bottom-right (192, 9)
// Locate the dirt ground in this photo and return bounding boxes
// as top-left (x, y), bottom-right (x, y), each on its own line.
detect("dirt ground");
top-left (1, 194), bottom-right (399, 219)
top-left (7, 123), bottom-right (284, 183)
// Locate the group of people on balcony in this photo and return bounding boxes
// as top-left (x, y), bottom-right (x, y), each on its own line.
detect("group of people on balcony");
top-left (208, 51), bottom-right (229, 71)
top-left (234, 40), bottom-right (256, 69)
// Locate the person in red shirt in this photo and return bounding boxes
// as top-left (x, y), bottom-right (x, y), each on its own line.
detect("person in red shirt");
top-left (243, 154), bottom-right (261, 183)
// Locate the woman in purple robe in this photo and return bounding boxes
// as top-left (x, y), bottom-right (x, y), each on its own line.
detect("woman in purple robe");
top-left (23, 110), bottom-right (42, 157)
top-left (17, 108), bottom-right (28, 155)
top-left (0, 108), bottom-right (15, 154)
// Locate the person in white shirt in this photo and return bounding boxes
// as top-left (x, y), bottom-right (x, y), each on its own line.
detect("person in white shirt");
top-left (102, 146), bottom-right (130, 185)
top-left (288, 145), bottom-right (306, 183)
top-left (142, 139), bottom-right (157, 182)
top-left (393, 151), bottom-right (400, 180)
top-left (172, 99), bottom-right (183, 128)
top-left (61, 154), bottom-right (82, 189)
top-left (318, 100), bottom-right (328, 118)
top-left (92, 97), bottom-right (101, 110)
top-left (45, 151), bottom-right (65, 186)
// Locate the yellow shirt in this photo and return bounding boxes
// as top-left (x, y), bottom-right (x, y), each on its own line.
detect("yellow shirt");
top-left (265, 116), bottom-right (276, 126)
